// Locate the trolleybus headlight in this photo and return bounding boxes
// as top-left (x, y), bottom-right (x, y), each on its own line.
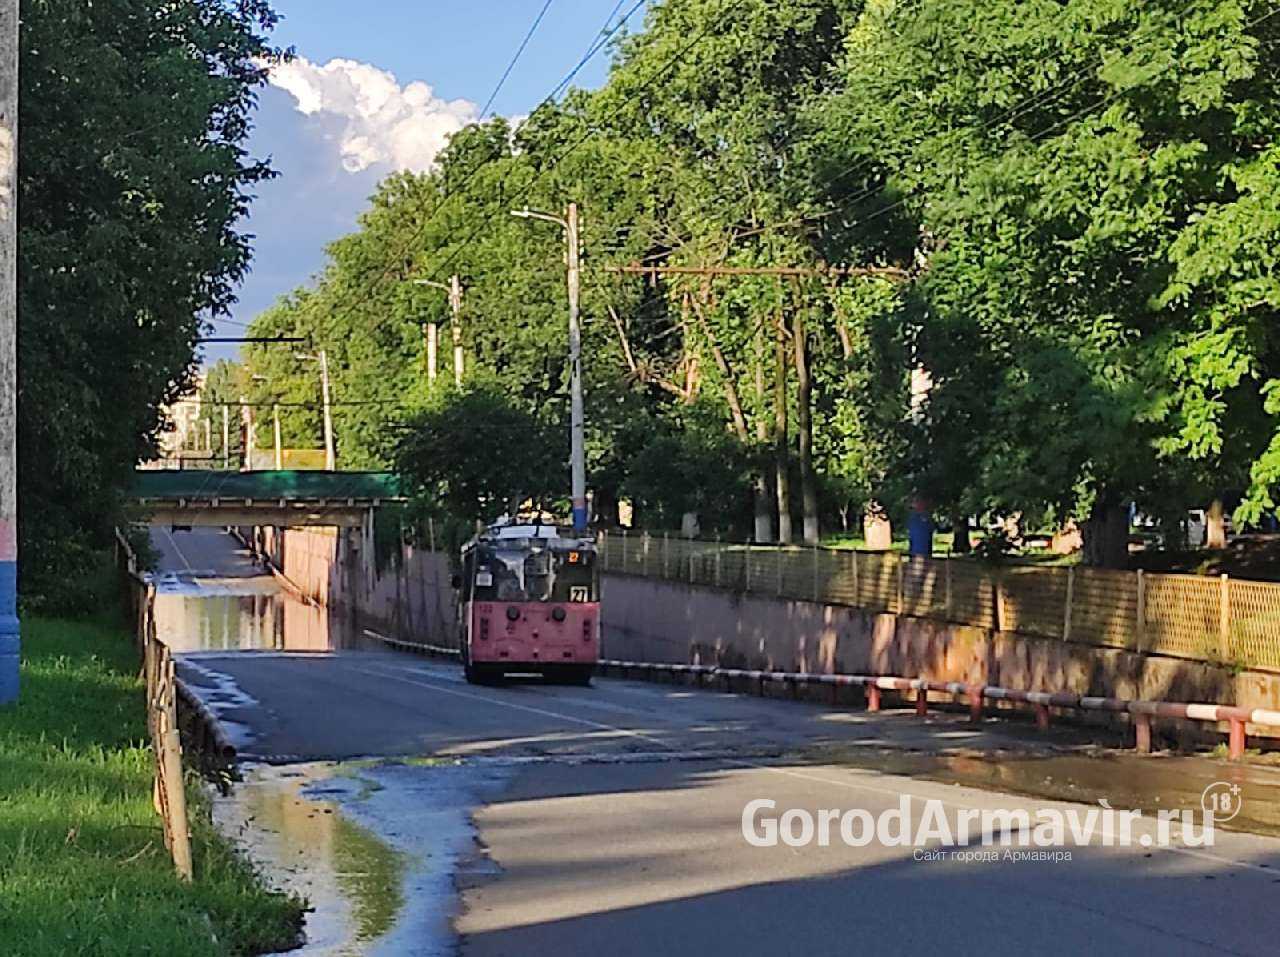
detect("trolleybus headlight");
top-left (506, 606), bottom-right (521, 622)
top-left (551, 607), bottom-right (566, 622)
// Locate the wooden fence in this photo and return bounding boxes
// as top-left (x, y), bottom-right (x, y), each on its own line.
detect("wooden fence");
top-left (600, 531), bottom-right (1280, 672)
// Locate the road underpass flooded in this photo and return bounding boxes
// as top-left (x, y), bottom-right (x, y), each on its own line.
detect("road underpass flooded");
top-left (158, 528), bottom-right (1280, 957)
top-left (154, 528), bottom-right (476, 956)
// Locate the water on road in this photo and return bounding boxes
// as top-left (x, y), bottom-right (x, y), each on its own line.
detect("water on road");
top-left (160, 528), bottom-right (1280, 957)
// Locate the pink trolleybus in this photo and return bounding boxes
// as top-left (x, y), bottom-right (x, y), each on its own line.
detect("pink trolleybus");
top-left (457, 522), bottom-right (599, 685)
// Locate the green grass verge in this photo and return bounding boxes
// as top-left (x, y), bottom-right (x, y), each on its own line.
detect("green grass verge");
top-left (0, 615), bottom-right (304, 956)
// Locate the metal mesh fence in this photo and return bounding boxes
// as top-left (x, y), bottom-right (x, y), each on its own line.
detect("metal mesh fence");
top-left (599, 531), bottom-right (1280, 672)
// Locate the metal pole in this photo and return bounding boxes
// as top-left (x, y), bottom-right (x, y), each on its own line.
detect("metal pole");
top-left (426, 322), bottom-right (438, 383)
top-left (450, 274), bottom-right (463, 387)
top-left (273, 404), bottom-right (283, 471)
top-left (567, 203), bottom-right (587, 531)
top-left (319, 349), bottom-right (335, 470)
top-left (240, 395), bottom-right (253, 470)
top-left (0, 0), bottom-right (17, 703)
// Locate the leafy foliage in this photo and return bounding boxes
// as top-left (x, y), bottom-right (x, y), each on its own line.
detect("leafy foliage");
top-left (19, 0), bottom-right (280, 602)
top-left (240, 0), bottom-right (1280, 565)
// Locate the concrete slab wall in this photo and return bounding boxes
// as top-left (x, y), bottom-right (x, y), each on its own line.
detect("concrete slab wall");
top-left (601, 573), bottom-right (1280, 736)
top-left (249, 526), bottom-right (457, 649)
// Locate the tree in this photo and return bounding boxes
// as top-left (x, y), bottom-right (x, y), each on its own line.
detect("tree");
top-left (808, 0), bottom-right (1280, 565)
top-left (395, 384), bottom-right (566, 526)
top-left (19, 0), bottom-right (280, 601)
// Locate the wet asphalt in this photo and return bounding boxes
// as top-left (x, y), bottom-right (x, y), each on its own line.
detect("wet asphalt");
top-left (165, 530), bottom-right (1280, 956)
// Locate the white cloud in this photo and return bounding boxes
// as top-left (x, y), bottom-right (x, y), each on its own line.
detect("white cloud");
top-left (267, 57), bottom-right (479, 174)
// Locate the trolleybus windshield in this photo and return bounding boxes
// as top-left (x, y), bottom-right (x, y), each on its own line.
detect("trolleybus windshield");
top-left (469, 546), bottom-right (597, 603)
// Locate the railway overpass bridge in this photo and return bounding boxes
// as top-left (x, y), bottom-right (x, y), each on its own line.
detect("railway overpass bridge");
top-left (133, 469), bottom-right (404, 528)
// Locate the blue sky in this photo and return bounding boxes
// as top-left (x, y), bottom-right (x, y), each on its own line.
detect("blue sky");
top-left (207, 0), bottom-right (647, 361)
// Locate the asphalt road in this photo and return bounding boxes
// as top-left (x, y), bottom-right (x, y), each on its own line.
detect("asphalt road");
top-left (175, 649), bottom-right (1280, 956)
top-left (150, 526), bottom-right (264, 580)
top-left (167, 532), bottom-right (1280, 956)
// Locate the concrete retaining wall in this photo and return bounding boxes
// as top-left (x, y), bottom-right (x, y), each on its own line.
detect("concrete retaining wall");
top-left (601, 573), bottom-right (1280, 738)
top-left (246, 526), bottom-right (457, 648)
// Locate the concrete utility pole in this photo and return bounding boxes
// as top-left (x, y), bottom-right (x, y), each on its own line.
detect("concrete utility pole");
top-left (319, 349), bottom-right (335, 471)
top-left (450, 273), bottom-right (463, 388)
top-left (0, 0), bottom-right (18, 703)
top-left (240, 396), bottom-right (254, 470)
top-left (272, 404), bottom-right (283, 471)
top-left (414, 276), bottom-right (463, 387)
top-left (425, 321), bottom-right (438, 384)
top-left (294, 350), bottom-right (336, 470)
top-left (512, 203), bottom-right (587, 531)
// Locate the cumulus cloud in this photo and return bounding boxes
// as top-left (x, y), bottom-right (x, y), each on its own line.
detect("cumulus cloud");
top-left (268, 57), bottom-right (479, 173)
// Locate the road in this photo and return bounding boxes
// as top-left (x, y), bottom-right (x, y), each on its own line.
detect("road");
top-left (170, 531), bottom-right (1280, 956)
top-left (150, 525), bottom-right (264, 580)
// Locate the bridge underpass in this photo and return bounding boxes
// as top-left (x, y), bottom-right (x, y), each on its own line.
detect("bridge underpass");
top-left (132, 468), bottom-right (403, 528)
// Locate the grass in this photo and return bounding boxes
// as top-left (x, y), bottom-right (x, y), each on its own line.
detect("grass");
top-left (0, 615), bottom-right (304, 956)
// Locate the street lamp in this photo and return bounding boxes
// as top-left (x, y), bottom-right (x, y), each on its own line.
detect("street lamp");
top-left (511, 203), bottom-right (587, 532)
top-left (413, 276), bottom-right (463, 387)
top-left (294, 350), bottom-right (335, 471)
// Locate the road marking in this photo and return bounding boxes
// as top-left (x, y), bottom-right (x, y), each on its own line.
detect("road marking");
top-left (347, 660), bottom-right (1279, 875)
top-left (162, 526), bottom-right (195, 572)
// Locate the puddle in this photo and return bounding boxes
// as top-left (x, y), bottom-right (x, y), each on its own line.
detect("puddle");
top-left (816, 747), bottom-right (1280, 837)
top-left (215, 764), bottom-right (405, 955)
top-left (153, 584), bottom-right (365, 653)
top-left (215, 761), bottom-right (511, 956)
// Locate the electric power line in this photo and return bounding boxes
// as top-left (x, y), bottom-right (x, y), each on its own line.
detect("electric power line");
top-left (479, 0), bottom-right (557, 119)
top-left (318, 0), bottom-right (651, 343)
top-left (424, 0), bottom-right (755, 286)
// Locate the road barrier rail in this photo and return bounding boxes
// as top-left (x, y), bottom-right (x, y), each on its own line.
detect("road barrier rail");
top-left (598, 658), bottom-right (1280, 760)
top-left (117, 528), bottom-right (238, 879)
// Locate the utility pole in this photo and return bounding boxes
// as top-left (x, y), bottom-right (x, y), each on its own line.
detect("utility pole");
top-left (273, 404), bottom-right (283, 471)
top-left (450, 273), bottom-right (463, 388)
top-left (566, 204), bottom-right (585, 532)
top-left (319, 349), bottom-right (335, 471)
top-left (414, 276), bottom-right (462, 387)
top-left (294, 350), bottom-right (336, 470)
top-left (222, 406), bottom-right (230, 469)
top-left (512, 203), bottom-right (587, 531)
top-left (425, 321), bottom-right (438, 384)
top-left (0, 0), bottom-right (18, 702)
top-left (240, 396), bottom-right (254, 470)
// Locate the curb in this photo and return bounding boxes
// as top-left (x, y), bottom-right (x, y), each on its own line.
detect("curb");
top-left (596, 659), bottom-right (1277, 760)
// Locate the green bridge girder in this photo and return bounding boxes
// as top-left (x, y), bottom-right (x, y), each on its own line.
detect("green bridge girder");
top-left (133, 469), bottom-right (404, 527)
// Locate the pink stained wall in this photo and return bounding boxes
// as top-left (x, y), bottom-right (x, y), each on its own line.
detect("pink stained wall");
top-left (600, 573), bottom-right (1280, 738)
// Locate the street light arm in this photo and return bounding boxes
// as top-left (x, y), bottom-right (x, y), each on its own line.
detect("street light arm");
top-left (511, 207), bottom-right (568, 231)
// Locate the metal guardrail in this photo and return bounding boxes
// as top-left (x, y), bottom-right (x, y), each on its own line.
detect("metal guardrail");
top-left (118, 528), bottom-right (238, 879)
top-left (597, 659), bottom-right (1280, 759)
top-left (599, 531), bottom-right (1280, 672)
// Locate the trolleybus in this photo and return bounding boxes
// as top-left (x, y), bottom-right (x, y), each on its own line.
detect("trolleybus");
top-left (457, 522), bottom-right (600, 685)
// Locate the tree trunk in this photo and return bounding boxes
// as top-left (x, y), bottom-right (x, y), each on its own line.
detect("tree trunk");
top-left (594, 487), bottom-right (620, 528)
top-left (1206, 498), bottom-right (1227, 549)
top-left (793, 303), bottom-right (819, 545)
top-left (753, 319), bottom-right (773, 544)
top-left (951, 512), bottom-right (971, 554)
top-left (1082, 490), bottom-right (1129, 568)
top-left (774, 306), bottom-right (792, 545)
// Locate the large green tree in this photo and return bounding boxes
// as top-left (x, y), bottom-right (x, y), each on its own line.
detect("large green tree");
top-left (810, 0), bottom-right (1280, 564)
top-left (20, 0), bottom-right (280, 602)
